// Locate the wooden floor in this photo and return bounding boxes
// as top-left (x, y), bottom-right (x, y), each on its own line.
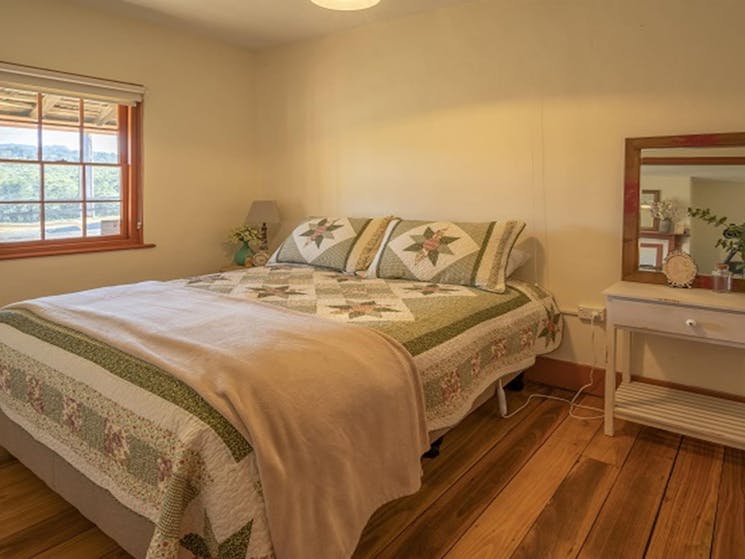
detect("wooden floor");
top-left (1, 384), bottom-right (744, 558)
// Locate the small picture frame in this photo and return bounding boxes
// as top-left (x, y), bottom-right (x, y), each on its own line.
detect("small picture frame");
top-left (640, 189), bottom-right (660, 231)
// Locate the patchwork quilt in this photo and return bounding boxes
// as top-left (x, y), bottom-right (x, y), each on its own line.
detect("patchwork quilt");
top-left (0, 266), bottom-right (561, 559)
top-left (180, 265), bottom-right (562, 430)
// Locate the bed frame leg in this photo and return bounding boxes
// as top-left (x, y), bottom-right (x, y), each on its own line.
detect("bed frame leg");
top-left (423, 436), bottom-right (444, 459)
top-left (497, 381), bottom-right (508, 417)
top-left (505, 372), bottom-right (525, 391)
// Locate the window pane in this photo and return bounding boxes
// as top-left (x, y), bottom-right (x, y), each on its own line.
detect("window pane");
top-left (45, 203), bottom-right (82, 239)
top-left (87, 202), bottom-right (120, 236)
top-left (41, 95), bottom-right (80, 126)
top-left (45, 164), bottom-right (82, 200)
top-left (0, 163), bottom-right (41, 201)
top-left (83, 100), bottom-right (118, 130)
top-left (0, 88), bottom-right (38, 124)
top-left (88, 166), bottom-right (121, 199)
top-left (84, 131), bottom-right (118, 163)
top-left (0, 203), bottom-right (41, 242)
top-left (42, 127), bottom-right (80, 162)
top-left (0, 124), bottom-right (38, 160)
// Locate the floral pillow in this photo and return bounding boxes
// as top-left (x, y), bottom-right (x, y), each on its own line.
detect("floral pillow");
top-left (269, 216), bottom-right (392, 273)
top-left (367, 219), bottom-right (525, 293)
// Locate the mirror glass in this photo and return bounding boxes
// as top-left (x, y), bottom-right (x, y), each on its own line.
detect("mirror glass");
top-left (637, 146), bottom-right (745, 277)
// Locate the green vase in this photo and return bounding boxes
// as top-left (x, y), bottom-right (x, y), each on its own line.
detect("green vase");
top-left (233, 242), bottom-right (254, 266)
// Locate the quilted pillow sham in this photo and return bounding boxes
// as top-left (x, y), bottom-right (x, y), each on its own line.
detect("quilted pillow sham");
top-left (367, 219), bottom-right (525, 293)
top-left (269, 216), bottom-right (392, 273)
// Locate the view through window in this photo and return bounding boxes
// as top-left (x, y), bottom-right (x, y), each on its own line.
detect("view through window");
top-left (0, 87), bottom-right (126, 244)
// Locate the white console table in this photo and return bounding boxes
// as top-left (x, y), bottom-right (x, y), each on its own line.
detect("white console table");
top-left (604, 281), bottom-right (745, 449)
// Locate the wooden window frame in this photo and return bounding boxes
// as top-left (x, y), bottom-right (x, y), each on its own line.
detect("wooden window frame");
top-left (0, 95), bottom-right (151, 260)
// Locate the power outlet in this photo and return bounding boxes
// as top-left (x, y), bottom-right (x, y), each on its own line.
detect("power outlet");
top-left (577, 305), bottom-right (606, 323)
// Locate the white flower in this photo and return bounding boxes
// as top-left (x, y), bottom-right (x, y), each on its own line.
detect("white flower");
top-left (650, 199), bottom-right (679, 220)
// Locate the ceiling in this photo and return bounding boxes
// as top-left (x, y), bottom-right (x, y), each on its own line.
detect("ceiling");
top-left (73, 0), bottom-right (472, 50)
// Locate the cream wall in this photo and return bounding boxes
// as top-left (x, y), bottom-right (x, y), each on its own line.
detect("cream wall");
top-left (253, 0), bottom-right (745, 392)
top-left (0, 0), bottom-right (257, 306)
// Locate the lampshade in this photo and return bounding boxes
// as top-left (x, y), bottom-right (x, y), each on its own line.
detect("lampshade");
top-left (311, 0), bottom-right (381, 11)
top-left (246, 200), bottom-right (280, 224)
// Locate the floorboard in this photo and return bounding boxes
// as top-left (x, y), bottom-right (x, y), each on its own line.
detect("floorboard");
top-left (646, 437), bottom-right (723, 559)
top-left (445, 396), bottom-right (601, 559)
top-left (1, 383), bottom-right (744, 559)
top-left (711, 447), bottom-right (745, 559)
top-left (0, 509), bottom-right (94, 559)
top-left (375, 397), bottom-right (569, 559)
top-left (352, 386), bottom-right (549, 559)
top-left (30, 527), bottom-right (119, 559)
top-left (577, 427), bottom-right (681, 559)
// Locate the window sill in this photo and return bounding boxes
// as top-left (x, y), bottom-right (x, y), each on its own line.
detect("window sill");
top-left (0, 241), bottom-right (156, 261)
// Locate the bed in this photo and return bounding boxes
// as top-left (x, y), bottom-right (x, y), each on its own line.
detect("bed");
top-left (0, 265), bottom-right (562, 559)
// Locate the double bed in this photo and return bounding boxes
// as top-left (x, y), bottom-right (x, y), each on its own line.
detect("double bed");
top-left (0, 264), bottom-right (561, 559)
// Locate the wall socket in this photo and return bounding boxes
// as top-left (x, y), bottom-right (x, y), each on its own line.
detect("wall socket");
top-left (577, 305), bottom-right (606, 322)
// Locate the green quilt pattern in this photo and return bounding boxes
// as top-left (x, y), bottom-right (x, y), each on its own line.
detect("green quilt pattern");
top-left (0, 310), bottom-right (272, 559)
top-left (182, 266), bottom-right (562, 430)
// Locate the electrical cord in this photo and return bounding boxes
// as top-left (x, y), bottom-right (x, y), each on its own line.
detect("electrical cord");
top-left (502, 312), bottom-right (605, 420)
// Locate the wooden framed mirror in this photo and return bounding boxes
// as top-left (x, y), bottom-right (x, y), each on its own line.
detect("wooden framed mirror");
top-left (622, 132), bottom-right (745, 290)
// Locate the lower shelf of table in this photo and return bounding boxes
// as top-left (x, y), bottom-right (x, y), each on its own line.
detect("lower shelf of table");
top-left (613, 381), bottom-right (745, 450)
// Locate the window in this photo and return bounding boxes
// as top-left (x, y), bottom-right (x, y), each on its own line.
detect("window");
top-left (0, 63), bottom-right (146, 259)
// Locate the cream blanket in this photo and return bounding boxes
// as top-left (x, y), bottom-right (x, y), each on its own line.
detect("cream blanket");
top-left (12, 282), bottom-right (429, 559)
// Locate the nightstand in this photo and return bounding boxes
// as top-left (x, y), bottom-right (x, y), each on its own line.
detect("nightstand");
top-left (604, 281), bottom-right (745, 449)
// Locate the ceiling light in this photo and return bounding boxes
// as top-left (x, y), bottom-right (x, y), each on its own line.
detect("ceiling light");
top-left (311, 0), bottom-right (381, 11)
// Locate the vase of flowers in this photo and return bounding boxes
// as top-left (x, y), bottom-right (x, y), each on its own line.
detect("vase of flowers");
top-left (650, 199), bottom-right (678, 233)
top-left (229, 225), bottom-right (262, 266)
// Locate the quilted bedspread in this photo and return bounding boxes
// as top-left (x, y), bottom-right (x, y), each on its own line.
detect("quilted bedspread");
top-left (180, 265), bottom-right (563, 431)
top-left (0, 266), bottom-right (562, 559)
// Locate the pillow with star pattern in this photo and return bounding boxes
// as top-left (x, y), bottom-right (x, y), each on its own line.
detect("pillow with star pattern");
top-left (268, 216), bottom-right (393, 273)
top-left (366, 218), bottom-right (525, 293)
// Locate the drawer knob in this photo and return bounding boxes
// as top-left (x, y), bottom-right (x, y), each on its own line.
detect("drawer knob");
top-left (685, 319), bottom-right (697, 327)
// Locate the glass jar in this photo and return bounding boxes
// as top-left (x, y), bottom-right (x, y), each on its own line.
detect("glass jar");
top-left (712, 263), bottom-right (733, 293)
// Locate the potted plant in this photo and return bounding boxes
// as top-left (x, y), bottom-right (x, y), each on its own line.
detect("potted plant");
top-left (688, 208), bottom-right (745, 275)
top-left (650, 199), bottom-right (679, 233)
top-left (229, 225), bottom-right (262, 266)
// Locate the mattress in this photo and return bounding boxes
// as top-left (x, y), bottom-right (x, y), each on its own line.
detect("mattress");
top-left (0, 267), bottom-right (562, 559)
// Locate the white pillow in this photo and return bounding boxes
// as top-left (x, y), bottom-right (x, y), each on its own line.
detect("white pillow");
top-left (505, 248), bottom-right (531, 277)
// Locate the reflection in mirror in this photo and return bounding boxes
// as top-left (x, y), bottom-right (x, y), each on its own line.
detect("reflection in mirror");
top-left (637, 146), bottom-right (745, 278)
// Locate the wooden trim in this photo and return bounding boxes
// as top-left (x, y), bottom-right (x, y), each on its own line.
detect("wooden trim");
top-left (526, 356), bottom-right (745, 404)
top-left (79, 99), bottom-right (87, 237)
top-left (525, 356), bottom-right (605, 397)
top-left (641, 156), bottom-right (745, 166)
top-left (0, 159), bottom-right (120, 168)
top-left (0, 241), bottom-right (154, 260)
top-left (622, 132), bottom-right (745, 292)
top-left (128, 103), bottom-right (143, 244)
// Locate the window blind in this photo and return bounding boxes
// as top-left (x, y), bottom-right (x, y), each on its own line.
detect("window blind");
top-left (0, 61), bottom-right (144, 106)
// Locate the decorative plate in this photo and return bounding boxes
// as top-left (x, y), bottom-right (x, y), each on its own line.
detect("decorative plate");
top-left (662, 250), bottom-right (697, 288)
top-left (251, 251), bottom-right (269, 267)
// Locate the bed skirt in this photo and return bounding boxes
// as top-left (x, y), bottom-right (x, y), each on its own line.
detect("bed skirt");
top-left (0, 409), bottom-right (154, 558)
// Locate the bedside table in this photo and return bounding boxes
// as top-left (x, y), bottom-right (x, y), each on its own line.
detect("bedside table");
top-left (604, 281), bottom-right (745, 449)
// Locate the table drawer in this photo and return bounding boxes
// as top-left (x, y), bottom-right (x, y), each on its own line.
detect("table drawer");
top-left (609, 297), bottom-right (745, 346)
